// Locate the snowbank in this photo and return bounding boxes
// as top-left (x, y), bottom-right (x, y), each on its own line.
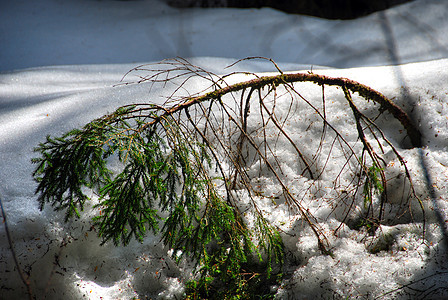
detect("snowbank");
top-left (1, 0), bottom-right (448, 299)
top-left (2, 0), bottom-right (448, 71)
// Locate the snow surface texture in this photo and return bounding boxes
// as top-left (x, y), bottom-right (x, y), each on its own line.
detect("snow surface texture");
top-left (1, 0), bottom-right (448, 299)
top-left (1, 0), bottom-right (448, 71)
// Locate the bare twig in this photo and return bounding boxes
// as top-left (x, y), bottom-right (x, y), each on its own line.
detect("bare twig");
top-left (0, 192), bottom-right (33, 300)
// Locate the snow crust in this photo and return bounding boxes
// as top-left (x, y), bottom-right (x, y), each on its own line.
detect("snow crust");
top-left (2, 0), bottom-right (448, 71)
top-left (1, 0), bottom-right (448, 299)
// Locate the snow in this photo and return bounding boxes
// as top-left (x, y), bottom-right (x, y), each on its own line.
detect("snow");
top-left (1, 0), bottom-right (448, 299)
top-left (2, 0), bottom-right (448, 71)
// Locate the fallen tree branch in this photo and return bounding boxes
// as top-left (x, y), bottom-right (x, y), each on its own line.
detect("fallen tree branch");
top-left (32, 58), bottom-right (425, 298)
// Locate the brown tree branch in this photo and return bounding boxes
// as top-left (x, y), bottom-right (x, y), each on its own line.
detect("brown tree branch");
top-left (145, 72), bottom-right (421, 147)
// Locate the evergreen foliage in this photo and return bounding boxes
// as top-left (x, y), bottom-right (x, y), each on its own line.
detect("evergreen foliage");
top-left (32, 58), bottom-right (424, 298)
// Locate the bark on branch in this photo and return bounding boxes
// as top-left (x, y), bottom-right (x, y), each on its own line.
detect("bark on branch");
top-left (150, 72), bottom-right (422, 147)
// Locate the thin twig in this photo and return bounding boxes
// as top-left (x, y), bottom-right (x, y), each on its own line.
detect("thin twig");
top-left (0, 192), bottom-right (33, 300)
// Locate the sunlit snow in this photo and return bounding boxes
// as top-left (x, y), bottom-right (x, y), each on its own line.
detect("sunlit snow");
top-left (1, 0), bottom-right (448, 299)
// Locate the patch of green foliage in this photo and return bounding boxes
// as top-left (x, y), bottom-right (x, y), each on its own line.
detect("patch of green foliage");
top-left (32, 103), bottom-right (284, 298)
top-left (362, 162), bottom-right (384, 209)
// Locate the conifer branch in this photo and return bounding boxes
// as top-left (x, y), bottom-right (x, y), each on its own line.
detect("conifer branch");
top-left (32, 58), bottom-right (424, 298)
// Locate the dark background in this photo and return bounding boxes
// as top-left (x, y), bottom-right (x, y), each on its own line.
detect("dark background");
top-left (166, 0), bottom-right (413, 19)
